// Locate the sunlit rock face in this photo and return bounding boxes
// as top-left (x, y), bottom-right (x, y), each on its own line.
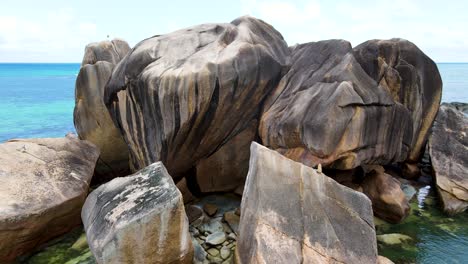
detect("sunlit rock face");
top-left (0, 135), bottom-right (99, 263)
top-left (104, 16), bottom-right (289, 179)
top-left (429, 105), bottom-right (468, 215)
top-left (260, 40), bottom-right (413, 170)
top-left (81, 162), bottom-right (193, 264)
top-left (236, 143), bottom-right (378, 264)
top-left (74, 39), bottom-right (131, 179)
top-left (353, 38), bottom-right (443, 164)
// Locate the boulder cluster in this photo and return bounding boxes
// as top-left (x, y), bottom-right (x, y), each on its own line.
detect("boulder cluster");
top-left (1, 15), bottom-right (467, 264)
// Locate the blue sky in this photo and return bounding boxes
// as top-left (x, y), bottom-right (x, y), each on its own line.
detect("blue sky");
top-left (0, 0), bottom-right (467, 62)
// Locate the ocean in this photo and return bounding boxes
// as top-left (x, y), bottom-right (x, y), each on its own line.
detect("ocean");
top-left (0, 63), bottom-right (467, 263)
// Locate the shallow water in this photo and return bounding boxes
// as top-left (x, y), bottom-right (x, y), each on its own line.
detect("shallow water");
top-left (376, 187), bottom-right (468, 263)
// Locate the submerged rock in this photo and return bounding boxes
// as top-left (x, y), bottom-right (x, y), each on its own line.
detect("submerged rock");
top-left (260, 40), bottom-right (412, 170)
top-left (361, 170), bottom-right (410, 223)
top-left (429, 104), bottom-right (468, 214)
top-left (0, 135), bottom-right (99, 263)
top-left (354, 38), bottom-right (443, 164)
top-left (81, 162), bottom-right (193, 264)
top-left (104, 16), bottom-right (289, 180)
top-left (236, 143), bottom-right (378, 264)
top-left (377, 233), bottom-right (413, 246)
top-left (74, 39), bottom-right (131, 180)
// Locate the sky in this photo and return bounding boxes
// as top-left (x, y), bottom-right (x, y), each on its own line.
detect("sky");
top-left (0, 0), bottom-right (467, 62)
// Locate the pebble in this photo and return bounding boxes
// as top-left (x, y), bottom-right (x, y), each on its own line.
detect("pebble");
top-left (207, 248), bottom-right (220, 256)
top-left (203, 203), bottom-right (218, 216)
top-left (220, 246), bottom-right (231, 260)
top-left (227, 232), bottom-right (237, 241)
top-left (205, 231), bottom-right (227, 246)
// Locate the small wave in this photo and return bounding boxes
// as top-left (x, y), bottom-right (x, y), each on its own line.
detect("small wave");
top-left (417, 185), bottom-right (431, 208)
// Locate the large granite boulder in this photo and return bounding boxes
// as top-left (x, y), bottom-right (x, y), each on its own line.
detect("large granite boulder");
top-left (82, 39), bottom-right (130, 65)
top-left (361, 170), bottom-right (410, 223)
top-left (81, 162), bottom-right (193, 264)
top-left (74, 39), bottom-right (131, 179)
top-left (260, 40), bottom-right (412, 170)
top-left (0, 135), bottom-right (99, 263)
top-left (195, 119), bottom-right (257, 193)
top-left (353, 39), bottom-right (442, 165)
top-left (236, 143), bottom-right (378, 264)
top-left (429, 105), bottom-right (468, 214)
top-left (104, 16), bottom-right (289, 179)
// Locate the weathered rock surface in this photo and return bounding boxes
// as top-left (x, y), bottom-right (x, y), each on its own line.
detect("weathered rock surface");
top-left (74, 39), bottom-right (131, 179)
top-left (0, 135), bottom-right (99, 263)
top-left (195, 120), bottom-right (257, 193)
top-left (236, 143), bottom-right (378, 264)
top-left (260, 40), bottom-right (412, 170)
top-left (81, 162), bottom-right (193, 264)
top-left (82, 39), bottom-right (130, 65)
top-left (429, 104), bottom-right (468, 214)
top-left (104, 16), bottom-right (289, 179)
top-left (361, 170), bottom-right (410, 223)
top-left (353, 39), bottom-right (442, 164)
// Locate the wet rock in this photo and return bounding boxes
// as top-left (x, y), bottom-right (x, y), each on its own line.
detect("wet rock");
top-left (104, 16), bottom-right (289, 181)
top-left (74, 39), bottom-right (131, 180)
top-left (361, 170), bottom-right (410, 223)
top-left (205, 231), bottom-right (227, 246)
top-left (429, 104), bottom-right (468, 214)
top-left (354, 38), bottom-right (443, 163)
top-left (203, 203), bottom-right (219, 217)
top-left (0, 136), bottom-right (99, 263)
top-left (81, 162), bottom-right (193, 264)
top-left (236, 143), bottom-right (378, 264)
top-left (401, 163), bottom-right (421, 179)
top-left (260, 40), bottom-right (412, 170)
top-left (377, 233), bottom-right (413, 245)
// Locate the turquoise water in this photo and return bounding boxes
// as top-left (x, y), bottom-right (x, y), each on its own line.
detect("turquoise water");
top-left (0, 63), bottom-right (79, 142)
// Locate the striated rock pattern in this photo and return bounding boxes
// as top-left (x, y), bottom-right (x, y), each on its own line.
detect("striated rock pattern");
top-left (353, 39), bottom-right (442, 163)
top-left (361, 170), bottom-right (410, 223)
top-left (260, 40), bottom-right (413, 170)
top-left (236, 143), bottom-right (378, 264)
top-left (82, 39), bottom-right (130, 66)
top-left (429, 105), bottom-right (468, 214)
top-left (0, 135), bottom-right (99, 263)
top-left (74, 39), bottom-right (131, 179)
top-left (81, 162), bottom-right (193, 264)
top-left (104, 16), bottom-right (289, 178)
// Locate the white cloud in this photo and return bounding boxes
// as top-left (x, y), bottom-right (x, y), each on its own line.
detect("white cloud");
top-left (0, 9), bottom-right (98, 62)
top-left (239, 0), bottom-right (468, 61)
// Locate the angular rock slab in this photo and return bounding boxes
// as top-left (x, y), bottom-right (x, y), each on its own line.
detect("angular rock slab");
top-left (74, 39), bottom-right (131, 179)
top-left (354, 38), bottom-right (442, 163)
top-left (236, 143), bottom-right (378, 264)
top-left (81, 162), bottom-right (193, 264)
top-left (429, 105), bottom-right (468, 214)
top-left (260, 40), bottom-right (412, 170)
top-left (104, 16), bottom-right (289, 177)
top-left (0, 135), bottom-right (99, 263)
